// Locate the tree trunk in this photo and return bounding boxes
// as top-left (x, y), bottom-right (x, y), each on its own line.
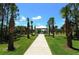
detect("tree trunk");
top-left (67, 32), bottom-right (72, 48)
top-left (5, 6), bottom-right (9, 42)
top-left (0, 14), bottom-right (4, 43)
top-left (52, 25), bottom-right (54, 38)
top-left (8, 15), bottom-right (15, 51)
top-left (49, 25), bottom-right (50, 36)
top-left (75, 14), bottom-right (79, 39)
top-left (27, 18), bottom-right (30, 39)
top-left (8, 34), bottom-right (15, 51)
top-left (31, 25), bottom-right (33, 36)
top-left (74, 4), bottom-right (79, 39)
top-left (0, 4), bottom-right (4, 43)
top-left (65, 17), bottom-right (72, 48)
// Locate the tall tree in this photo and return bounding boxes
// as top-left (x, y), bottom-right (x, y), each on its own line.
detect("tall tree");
top-left (60, 24), bottom-right (66, 34)
top-left (5, 4), bottom-right (10, 42)
top-left (54, 25), bottom-right (58, 34)
top-left (31, 20), bottom-right (33, 36)
top-left (0, 4), bottom-right (6, 43)
top-left (0, 4), bottom-right (3, 43)
top-left (8, 3), bottom-right (19, 51)
top-left (61, 4), bottom-right (73, 48)
top-left (48, 17), bottom-right (55, 37)
top-left (27, 18), bottom-right (30, 39)
top-left (73, 4), bottom-right (79, 39)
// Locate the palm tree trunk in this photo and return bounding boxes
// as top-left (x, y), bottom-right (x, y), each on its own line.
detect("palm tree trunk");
top-left (65, 17), bottom-right (72, 48)
top-left (31, 25), bottom-right (33, 36)
top-left (8, 14), bottom-right (15, 51)
top-left (8, 33), bottom-right (15, 51)
top-left (27, 18), bottom-right (30, 39)
top-left (0, 4), bottom-right (4, 43)
top-left (6, 6), bottom-right (9, 42)
top-left (74, 4), bottom-right (79, 39)
top-left (0, 14), bottom-right (4, 43)
top-left (49, 25), bottom-right (50, 36)
top-left (52, 24), bottom-right (54, 38)
top-left (65, 6), bottom-right (72, 48)
top-left (75, 16), bottom-right (79, 39)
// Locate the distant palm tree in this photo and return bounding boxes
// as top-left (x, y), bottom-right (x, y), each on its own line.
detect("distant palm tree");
top-left (48, 17), bottom-right (55, 37)
top-left (48, 24), bottom-right (50, 36)
top-left (27, 18), bottom-right (30, 39)
top-left (34, 25), bottom-right (37, 35)
top-left (60, 24), bottom-right (66, 34)
top-left (31, 20), bottom-right (33, 36)
top-left (54, 25), bottom-right (58, 34)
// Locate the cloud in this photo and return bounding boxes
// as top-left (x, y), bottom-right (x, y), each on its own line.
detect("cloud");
top-left (32, 16), bottom-right (42, 20)
top-left (15, 21), bottom-right (19, 25)
top-left (19, 16), bottom-right (26, 22)
top-left (15, 16), bottom-right (27, 26)
top-left (63, 19), bottom-right (65, 21)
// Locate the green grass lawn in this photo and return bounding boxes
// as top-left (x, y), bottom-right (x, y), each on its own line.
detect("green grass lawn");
top-left (0, 35), bottom-right (36, 55)
top-left (45, 34), bottom-right (79, 55)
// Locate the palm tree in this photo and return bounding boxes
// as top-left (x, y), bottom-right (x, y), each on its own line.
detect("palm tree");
top-left (61, 4), bottom-right (73, 48)
top-left (34, 25), bottom-right (37, 35)
top-left (48, 17), bottom-right (55, 37)
top-left (0, 4), bottom-right (6, 43)
top-left (31, 20), bottom-right (33, 36)
top-left (73, 4), bottom-right (79, 39)
top-left (0, 4), bottom-right (3, 43)
top-left (0, 4), bottom-right (19, 47)
top-left (27, 18), bottom-right (30, 39)
top-left (54, 25), bottom-right (58, 35)
top-left (8, 3), bottom-right (19, 51)
top-left (48, 24), bottom-right (50, 36)
top-left (4, 4), bottom-right (10, 42)
top-left (8, 15), bottom-right (15, 51)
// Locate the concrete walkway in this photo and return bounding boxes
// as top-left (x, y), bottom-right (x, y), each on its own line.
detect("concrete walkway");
top-left (24, 34), bottom-right (52, 55)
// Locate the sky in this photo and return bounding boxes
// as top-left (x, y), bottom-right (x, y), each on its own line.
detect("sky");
top-left (15, 3), bottom-right (67, 28)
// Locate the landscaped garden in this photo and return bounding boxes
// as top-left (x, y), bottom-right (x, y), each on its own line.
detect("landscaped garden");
top-left (0, 35), bottom-right (36, 55)
top-left (0, 3), bottom-right (79, 55)
top-left (0, 3), bottom-right (37, 55)
top-left (45, 3), bottom-right (79, 55)
top-left (45, 34), bottom-right (79, 55)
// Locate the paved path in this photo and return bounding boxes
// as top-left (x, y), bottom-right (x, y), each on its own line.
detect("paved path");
top-left (24, 34), bottom-right (52, 55)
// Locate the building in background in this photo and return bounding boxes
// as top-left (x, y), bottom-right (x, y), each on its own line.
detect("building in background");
top-left (35, 25), bottom-right (48, 34)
